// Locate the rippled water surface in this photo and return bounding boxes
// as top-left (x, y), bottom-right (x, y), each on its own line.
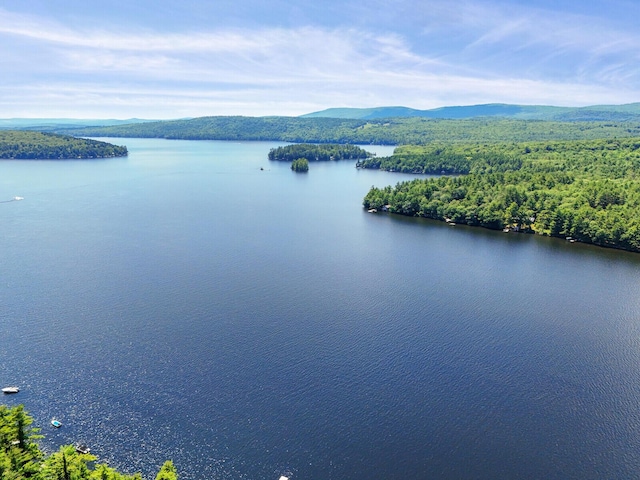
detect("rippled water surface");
top-left (2, 139), bottom-right (640, 479)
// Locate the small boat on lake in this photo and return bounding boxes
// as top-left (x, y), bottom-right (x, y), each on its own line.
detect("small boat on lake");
top-left (51, 419), bottom-right (62, 428)
top-left (75, 443), bottom-right (91, 454)
top-left (2, 386), bottom-right (19, 394)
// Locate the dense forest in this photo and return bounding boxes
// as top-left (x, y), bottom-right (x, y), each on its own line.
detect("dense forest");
top-left (0, 131), bottom-right (127, 159)
top-left (363, 137), bottom-right (640, 252)
top-left (356, 143), bottom-right (523, 174)
top-left (268, 143), bottom-right (373, 161)
top-left (51, 116), bottom-right (640, 146)
top-left (0, 404), bottom-right (177, 479)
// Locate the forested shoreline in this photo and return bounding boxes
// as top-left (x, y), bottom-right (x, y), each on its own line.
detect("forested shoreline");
top-left (0, 131), bottom-right (127, 159)
top-left (356, 143), bottom-right (523, 174)
top-left (0, 404), bottom-right (176, 479)
top-left (363, 137), bottom-right (640, 252)
top-left (51, 116), bottom-right (640, 145)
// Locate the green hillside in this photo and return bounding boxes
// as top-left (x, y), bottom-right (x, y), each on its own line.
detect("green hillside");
top-left (49, 116), bottom-right (640, 146)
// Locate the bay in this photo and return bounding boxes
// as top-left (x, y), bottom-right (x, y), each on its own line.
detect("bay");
top-left (2, 138), bottom-right (640, 479)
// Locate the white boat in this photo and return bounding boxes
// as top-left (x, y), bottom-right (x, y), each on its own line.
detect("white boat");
top-left (51, 419), bottom-right (62, 428)
top-left (13, 196), bottom-right (24, 201)
top-left (75, 443), bottom-right (91, 454)
top-left (2, 386), bottom-right (19, 394)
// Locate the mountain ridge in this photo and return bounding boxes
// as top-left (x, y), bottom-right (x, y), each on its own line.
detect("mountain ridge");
top-left (300, 103), bottom-right (640, 121)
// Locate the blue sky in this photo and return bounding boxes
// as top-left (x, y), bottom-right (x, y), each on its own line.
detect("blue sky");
top-left (1, 0), bottom-right (640, 118)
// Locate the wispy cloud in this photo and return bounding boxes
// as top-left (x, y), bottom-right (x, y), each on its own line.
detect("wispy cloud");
top-left (1, 3), bottom-right (640, 118)
top-left (0, 10), bottom-right (443, 84)
top-left (0, 10), bottom-right (266, 52)
top-left (426, 1), bottom-right (640, 84)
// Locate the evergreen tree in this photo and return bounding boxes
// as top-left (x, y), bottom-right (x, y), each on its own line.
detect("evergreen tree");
top-left (155, 461), bottom-right (178, 480)
top-left (291, 158), bottom-right (309, 172)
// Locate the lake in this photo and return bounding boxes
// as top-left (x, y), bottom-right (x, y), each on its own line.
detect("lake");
top-left (2, 138), bottom-right (640, 480)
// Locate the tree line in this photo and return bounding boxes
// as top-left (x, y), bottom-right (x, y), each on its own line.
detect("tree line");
top-left (356, 143), bottom-right (523, 174)
top-left (363, 137), bottom-right (640, 252)
top-left (0, 131), bottom-right (127, 159)
top-left (0, 404), bottom-right (177, 480)
top-left (50, 117), bottom-right (640, 146)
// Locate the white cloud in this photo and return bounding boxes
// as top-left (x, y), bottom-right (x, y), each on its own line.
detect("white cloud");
top-left (445, 2), bottom-right (640, 71)
top-left (1, 4), bottom-right (640, 118)
top-left (0, 9), bottom-right (265, 53)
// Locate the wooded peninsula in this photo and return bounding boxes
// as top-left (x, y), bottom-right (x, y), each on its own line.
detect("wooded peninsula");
top-left (363, 138), bottom-right (640, 252)
top-left (0, 131), bottom-right (127, 159)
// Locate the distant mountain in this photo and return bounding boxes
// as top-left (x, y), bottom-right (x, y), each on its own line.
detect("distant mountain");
top-left (301, 103), bottom-right (640, 121)
top-left (0, 118), bottom-right (158, 130)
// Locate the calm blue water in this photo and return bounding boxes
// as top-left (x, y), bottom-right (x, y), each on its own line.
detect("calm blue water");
top-left (2, 138), bottom-right (640, 480)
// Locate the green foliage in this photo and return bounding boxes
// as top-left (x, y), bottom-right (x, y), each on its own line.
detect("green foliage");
top-left (0, 405), bottom-right (42, 479)
top-left (0, 405), bottom-right (173, 480)
top-left (357, 143), bottom-right (522, 174)
top-left (0, 131), bottom-right (127, 159)
top-left (52, 117), bottom-right (640, 146)
top-left (268, 143), bottom-right (373, 162)
top-left (89, 464), bottom-right (142, 480)
top-left (291, 158), bottom-right (309, 172)
top-left (154, 461), bottom-right (177, 480)
top-left (41, 445), bottom-right (94, 480)
top-left (363, 137), bottom-right (640, 252)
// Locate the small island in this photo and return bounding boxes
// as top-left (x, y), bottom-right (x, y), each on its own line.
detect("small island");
top-left (0, 131), bottom-right (127, 159)
top-left (268, 143), bottom-right (374, 162)
top-left (291, 157), bottom-right (309, 172)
